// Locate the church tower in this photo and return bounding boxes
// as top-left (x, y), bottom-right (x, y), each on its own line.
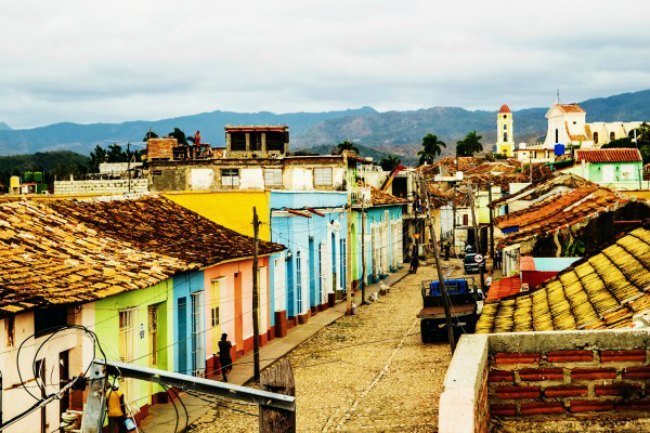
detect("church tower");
top-left (496, 104), bottom-right (515, 157)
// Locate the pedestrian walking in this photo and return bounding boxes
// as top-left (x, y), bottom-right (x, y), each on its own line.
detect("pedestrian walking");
top-left (107, 383), bottom-right (127, 433)
top-left (409, 244), bottom-right (419, 274)
top-left (444, 242), bottom-right (451, 261)
top-left (218, 333), bottom-right (233, 382)
top-left (495, 249), bottom-right (502, 269)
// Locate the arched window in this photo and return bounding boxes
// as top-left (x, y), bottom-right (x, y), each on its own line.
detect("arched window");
top-left (555, 129), bottom-right (559, 143)
top-left (503, 132), bottom-right (508, 142)
top-left (503, 124), bottom-right (507, 130)
top-left (610, 132), bottom-right (615, 141)
top-left (593, 132), bottom-right (599, 144)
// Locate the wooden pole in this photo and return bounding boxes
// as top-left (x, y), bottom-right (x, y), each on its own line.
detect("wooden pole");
top-left (260, 359), bottom-right (296, 433)
top-left (252, 207), bottom-right (261, 382)
top-left (360, 198), bottom-right (366, 305)
top-left (488, 182), bottom-right (494, 260)
top-left (468, 184), bottom-right (485, 291)
top-left (419, 176), bottom-right (456, 353)
top-left (80, 363), bottom-right (107, 433)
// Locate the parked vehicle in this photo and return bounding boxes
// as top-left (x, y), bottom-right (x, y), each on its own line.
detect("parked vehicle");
top-left (464, 253), bottom-right (486, 274)
top-left (417, 278), bottom-right (483, 343)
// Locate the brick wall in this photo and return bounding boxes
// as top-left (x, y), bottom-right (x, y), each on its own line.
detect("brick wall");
top-left (438, 330), bottom-right (650, 433)
top-left (54, 179), bottom-right (149, 195)
top-left (489, 348), bottom-right (650, 418)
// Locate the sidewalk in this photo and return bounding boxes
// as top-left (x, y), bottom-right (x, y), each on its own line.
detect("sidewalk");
top-left (139, 267), bottom-right (410, 432)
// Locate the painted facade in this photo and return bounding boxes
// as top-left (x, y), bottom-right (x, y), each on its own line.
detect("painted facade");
top-left (270, 191), bottom-right (348, 325)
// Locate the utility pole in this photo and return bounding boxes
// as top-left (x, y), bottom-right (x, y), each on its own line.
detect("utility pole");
top-left (80, 363), bottom-right (107, 433)
top-left (451, 182), bottom-right (457, 258)
top-left (419, 175), bottom-right (456, 353)
top-left (346, 162), bottom-right (353, 315)
top-left (468, 183), bottom-right (485, 291)
top-left (360, 196), bottom-right (367, 305)
top-left (127, 142), bottom-right (131, 194)
top-left (252, 207), bottom-right (261, 382)
top-left (488, 182), bottom-right (494, 260)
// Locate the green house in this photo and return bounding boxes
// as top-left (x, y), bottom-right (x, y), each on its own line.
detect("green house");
top-left (569, 148), bottom-right (643, 188)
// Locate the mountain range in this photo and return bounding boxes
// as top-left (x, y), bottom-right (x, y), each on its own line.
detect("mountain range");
top-left (1, 89), bottom-right (649, 158)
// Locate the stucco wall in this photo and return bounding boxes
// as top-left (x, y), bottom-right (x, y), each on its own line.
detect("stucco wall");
top-left (54, 179), bottom-right (148, 195)
top-left (165, 191), bottom-right (271, 240)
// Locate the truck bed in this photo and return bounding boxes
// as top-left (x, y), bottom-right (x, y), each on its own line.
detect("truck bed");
top-left (417, 303), bottom-right (475, 319)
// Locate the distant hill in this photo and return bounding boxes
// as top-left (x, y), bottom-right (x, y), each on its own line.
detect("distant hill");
top-left (0, 151), bottom-right (90, 190)
top-left (0, 107), bottom-right (377, 155)
top-left (0, 89), bottom-right (649, 157)
top-left (0, 122), bottom-right (11, 131)
top-left (295, 90), bottom-right (650, 151)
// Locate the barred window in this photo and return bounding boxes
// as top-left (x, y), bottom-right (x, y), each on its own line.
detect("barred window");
top-left (314, 168), bottom-right (333, 186)
top-left (221, 168), bottom-right (240, 188)
top-left (264, 168), bottom-right (283, 187)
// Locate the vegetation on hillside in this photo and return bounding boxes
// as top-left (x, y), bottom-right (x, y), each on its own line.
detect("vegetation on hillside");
top-left (0, 151), bottom-right (90, 192)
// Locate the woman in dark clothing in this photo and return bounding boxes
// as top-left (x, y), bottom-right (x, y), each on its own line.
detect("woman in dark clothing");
top-left (218, 333), bottom-right (233, 382)
top-left (409, 244), bottom-right (419, 274)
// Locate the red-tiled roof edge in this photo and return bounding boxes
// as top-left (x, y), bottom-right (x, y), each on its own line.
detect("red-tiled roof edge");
top-left (576, 148), bottom-right (642, 163)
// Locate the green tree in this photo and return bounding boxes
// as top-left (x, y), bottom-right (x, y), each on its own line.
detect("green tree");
top-left (456, 131), bottom-right (483, 157)
top-left (380, 155), bottom-right (401, 171)
top-left (89, 145), bottom-right (108, 172)
top-left (106, 143), bottom-right (129, 162)
top-left (603, 137), bottom-right (633, 148)
top-left (337, 139), bottom-right (359, 155)
top-left (417, 133), bottom-right (446, 165)
top-left (604, 122), bottom-right (650, 163)
top-left (143, 129), bottom-right (159, 142)
top-left (168, 127), bottom-right (189, 145)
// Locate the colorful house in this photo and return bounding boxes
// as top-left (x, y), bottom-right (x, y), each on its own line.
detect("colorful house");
top-left (350, 187), bottom-right (407, 287)
top-left (566, 148), bottom-right (644, 190)
top-left (0, 195), bottom-right (283, 431)
top-left (269, 190), bottom-right (348, 329)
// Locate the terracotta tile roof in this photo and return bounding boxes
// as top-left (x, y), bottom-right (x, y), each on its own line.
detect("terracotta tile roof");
top-left (495, 186), bottom-right (629, 247)
top-left (49, 196), bottom-right (284, 267)
top-left (499, 104), bottom-right (511, 114)
top-left (486, 276), bottom-right (522, 302)
top-left (476, 228), bottom-right (650, 333)
top-left (555, 104), bottom-right (585, 114)
top-left (576, 148), bottom-right (642, 163)
top-left (419, 157), bottom-right (479, 175)
top-left (369, 186), bottom-right (409, 206)
top-left (491, 173), bottom-right (592, 206)
top-left (0, 196), bottom-right (284, 316)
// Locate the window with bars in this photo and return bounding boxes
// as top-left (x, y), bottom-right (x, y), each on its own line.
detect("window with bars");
top-left (264, 168), bottom-right (283, 187)
top-left (221, 168), bottom-right (240, 188)
top-left (314, 168), bottom-right (333, 186)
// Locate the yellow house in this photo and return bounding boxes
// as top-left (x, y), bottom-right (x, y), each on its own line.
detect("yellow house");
top-left (164, 191), bottom-right (272, 240)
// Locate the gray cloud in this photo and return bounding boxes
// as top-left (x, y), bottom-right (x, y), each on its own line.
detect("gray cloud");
top-left (0, 0), bottom-right (648, 128)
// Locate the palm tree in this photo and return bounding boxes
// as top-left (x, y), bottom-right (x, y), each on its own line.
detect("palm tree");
top-left (167, 128), bottom-right (188, 146)
top-left (142, 129), bottom-right (159, 142)
top-left (380, 155), bottom-right (401, 171)
top-left (456, 131), bottom-right (483, 157)
top-left (418, 133), bottom-right (446, 165)
top-left (337, 139), bottom-right (359, 155)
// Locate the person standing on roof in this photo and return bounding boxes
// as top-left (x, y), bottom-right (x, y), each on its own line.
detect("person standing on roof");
top-left (193, 130), bottom-right (202, 158)
top-left (107, 383), bottom-right (127, 433)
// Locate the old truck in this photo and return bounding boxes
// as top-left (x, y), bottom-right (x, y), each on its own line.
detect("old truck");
top-left (417, 278), bottom-right (483, 343)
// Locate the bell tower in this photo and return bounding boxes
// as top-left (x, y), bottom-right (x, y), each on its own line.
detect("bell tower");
top-left (496, 104), bottom-right (515, 157)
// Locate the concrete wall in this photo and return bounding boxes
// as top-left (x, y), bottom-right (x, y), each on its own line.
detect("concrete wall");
top-left (54, 179), bottom-right (148, 195)
top-left (0, 310), bottom-right (82, 433)
top-left (439, 329), bottom-right (650, 433)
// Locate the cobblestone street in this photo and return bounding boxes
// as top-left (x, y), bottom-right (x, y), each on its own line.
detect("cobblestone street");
top-left (189, 264), bottom-right (455, 433)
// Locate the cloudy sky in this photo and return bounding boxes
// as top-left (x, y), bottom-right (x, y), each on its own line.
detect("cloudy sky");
top-left (1, 0), bottom-right (649, 128)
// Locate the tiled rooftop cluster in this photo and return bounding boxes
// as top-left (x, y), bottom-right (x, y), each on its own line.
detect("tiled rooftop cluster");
top-left (477, 228), bottom-right (650, 333)
top-left (495, 185), bottom-right (629, 246)
top-left (0, 196), bottom-right (284, 316)
top-left (576, 148), bottom-right (643, 163)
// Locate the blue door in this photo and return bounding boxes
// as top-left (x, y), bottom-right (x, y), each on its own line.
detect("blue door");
top-left (177, 297), bottom-right (188, 374)
top-left (309, 237), bottom-right (316, 309)
top-left (287, 257), bottom-right (295, 317)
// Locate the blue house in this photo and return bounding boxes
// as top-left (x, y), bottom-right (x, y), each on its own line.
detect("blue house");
top-left (351, 187), bottom-right (408, 287)
top-left (270, 191), bottom-right (348, 329)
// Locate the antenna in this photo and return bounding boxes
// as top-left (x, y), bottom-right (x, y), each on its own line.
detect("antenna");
top-left (556, 89), bottom-right (560, 104)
